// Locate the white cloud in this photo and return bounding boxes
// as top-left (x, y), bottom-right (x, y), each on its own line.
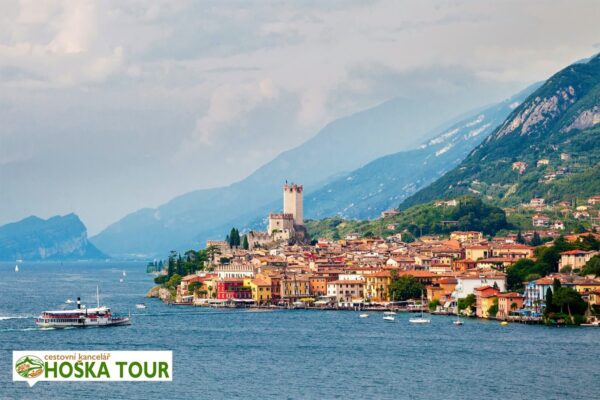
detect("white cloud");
top-left (1, 0), bottom-right (599, 233)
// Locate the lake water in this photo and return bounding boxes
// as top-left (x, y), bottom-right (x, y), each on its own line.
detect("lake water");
top-left (1, 261), bottom-right (599, 399)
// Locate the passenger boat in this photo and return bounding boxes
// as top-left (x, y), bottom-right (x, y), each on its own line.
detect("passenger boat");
top-left (35, 287), bottom-right (130, 329)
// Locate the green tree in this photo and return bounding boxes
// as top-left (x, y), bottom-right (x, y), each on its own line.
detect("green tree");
top-left (389, 274), bottom-right (423, 301)
top-left (581, 255), bottom-right (600, 277)
top-left (188, 281), bottom-right (203, 293)
top-left (516, 230), bottom-right (525, 244)
top-left (531, 232), bottom-right (542, 246)
top-left (165, 274), bottom-right (182, 289)
top-left (242, 234), bottom-right (249, 250)
top-left (559, 265), bottom-right (572, 274)
top-left (206, 245), bottom-right (221, 263)
top-left (488, 298), bottom-right (499, 318)
top-left (553, 287), bottom-right (586, 316)
top-left (544, 287), bottom-right (553, 314)
top-left (428, 299), bottom-right (440, 311)
top-left (458, 294), bottom-right (476, 311)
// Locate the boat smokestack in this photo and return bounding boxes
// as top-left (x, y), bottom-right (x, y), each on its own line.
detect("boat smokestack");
top-left (77, 297), bottom-right (81, 309)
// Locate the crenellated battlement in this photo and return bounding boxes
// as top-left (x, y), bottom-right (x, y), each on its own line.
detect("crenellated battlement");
top-left (269, 213), bottom-right (294, 220)
top-left (283, 183), bottom-right (303, 193)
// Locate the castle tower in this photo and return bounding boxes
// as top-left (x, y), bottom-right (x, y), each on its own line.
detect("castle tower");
top-left (283, 183), bottom-right (303, 226)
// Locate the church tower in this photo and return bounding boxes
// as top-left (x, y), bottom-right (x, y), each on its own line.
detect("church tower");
top-left (283, 183), bottom-right (303, 226)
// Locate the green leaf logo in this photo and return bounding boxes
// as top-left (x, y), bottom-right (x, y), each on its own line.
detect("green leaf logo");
top-left (15, 355), bottom-right (44, 379)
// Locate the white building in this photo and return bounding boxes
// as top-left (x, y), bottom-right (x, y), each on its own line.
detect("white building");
top-left (327, 280), bottom-right (365, 306)
top-left (453, 273), bottom-right (507, 299)
top-left (214, 263), bottom-right (255, 279)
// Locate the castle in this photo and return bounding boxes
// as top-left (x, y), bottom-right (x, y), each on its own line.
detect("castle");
top-left (267, 183), bottom-right (306, 243)
top-left (245, 183), bottom-right (309, 249)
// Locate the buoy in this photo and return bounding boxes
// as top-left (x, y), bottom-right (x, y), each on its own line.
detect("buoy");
top-left (500, 321), bottom-right (509, 326)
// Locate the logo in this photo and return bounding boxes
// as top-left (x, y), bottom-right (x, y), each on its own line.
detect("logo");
top-left (15, 355), bottom-right (44, 379)
top-left (13, 351), bottom-right (172, 387)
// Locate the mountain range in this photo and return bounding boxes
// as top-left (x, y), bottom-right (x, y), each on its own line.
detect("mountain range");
top-left (0, 214), bottom-right (106, 261)
top-left (402, 53), bottom-right (600, 209)
top-left (303, 84), bottom-right (538, 220)
top-left (90, 96), bottom-right (479, 257)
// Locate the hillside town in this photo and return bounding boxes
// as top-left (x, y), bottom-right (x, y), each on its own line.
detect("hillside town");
top-left (150, 183), bottom-right (600, 325)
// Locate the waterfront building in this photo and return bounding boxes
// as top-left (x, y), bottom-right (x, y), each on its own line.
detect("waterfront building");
top-left (216, 279), bottom-right (252, 301)
top-left (327, 280), bottom-right (365, 306)
top-left (364, 271), bottom-right (391, 301)
top-left (309, 276), bottom-right (328, 296)
top-left (454, 272), bottom-right (506, 299)
top-left (497, 293), bottom-right (524, 319)
top-left (280, 274), bottom-right (311, 302)
top-left (244, 277), bottom-right (272, 304)
top-left (475, 286), bottom-right (500, 318)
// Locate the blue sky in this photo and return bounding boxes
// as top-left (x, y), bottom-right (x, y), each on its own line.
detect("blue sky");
top-left (0, 0), bottom-right (599, 234)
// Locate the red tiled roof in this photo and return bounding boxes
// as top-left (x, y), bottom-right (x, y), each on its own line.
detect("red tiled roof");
top-left (560, 250), bottom-right (592, 255)
top-left (497, 292), bottom-right (523, 298)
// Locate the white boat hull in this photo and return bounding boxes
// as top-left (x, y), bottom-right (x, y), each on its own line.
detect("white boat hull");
top-left (409, 318), bottom-right (431, 324)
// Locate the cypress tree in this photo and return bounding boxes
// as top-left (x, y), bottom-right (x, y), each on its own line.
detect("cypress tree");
top-left (545, 287), bottom-right (553, 313)
top-left (242, 234), bottom-right (249, 250)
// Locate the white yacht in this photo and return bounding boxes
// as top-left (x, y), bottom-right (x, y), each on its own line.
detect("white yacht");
top-left (383, 311), bottom-right (395, 322)
top-left (409, 291), bottom-right (431, 324)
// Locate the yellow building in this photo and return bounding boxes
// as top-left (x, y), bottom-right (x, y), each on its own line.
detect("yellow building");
top-left (244, 277), bottom-right (272, 304)
top-left (465, 245), bottom-right (490, 261)
top-left (280, 274), bottom-right (311, 301)
top-left (364, 271), bottom-right (391, 301)
top-left (450, 231), bottom-right (484, 243)
top-left (574, 279), bottom-right (600, 295)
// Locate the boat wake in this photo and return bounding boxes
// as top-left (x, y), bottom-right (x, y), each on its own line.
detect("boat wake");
top-left (0, 315), bottom-right (35, 321)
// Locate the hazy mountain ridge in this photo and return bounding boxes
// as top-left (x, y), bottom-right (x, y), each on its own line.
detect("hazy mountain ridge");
top-left (401, 54), bottom-right (600, 208)
top-left (302, 84), bottom-right (538, 220)
top-left (0, 214), bottom-right (106, 261)
top-left (91, 96), bottom-right (456, 257)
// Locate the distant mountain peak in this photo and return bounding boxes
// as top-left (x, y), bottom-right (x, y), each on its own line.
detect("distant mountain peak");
top-left (0, 214), bottom-right (105, 261)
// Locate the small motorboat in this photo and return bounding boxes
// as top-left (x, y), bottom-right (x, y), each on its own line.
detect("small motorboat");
top-left (135, 303), bottom-right (146, 309)
top-left (15, 264), bottom-right (19, 272)
top-left (359, 313), bottom-right (369, 318)
top-left (409, 317), bottom-right (431, 324)
top-left (119, 278), bottom-right (124, 283)
top-left (453, 320), bottom-right (464, 326)
top-left (122, 271), bottom-right (127, 277)
top-left (65, 299), bottom-right (74, 304)
top-left (383, 312), bottom-right (395, 322)
top-left (581, 317), bottom-right (600, 327)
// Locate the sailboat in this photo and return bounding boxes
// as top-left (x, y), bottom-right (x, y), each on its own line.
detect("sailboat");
top-left (409, 291), bottom-right (431, 324)
top-left (453, 305), bottom-right (463, 326)
top-left (122, 271), bottom-right (127, 277)
top-left (15, 264), bottom-right (19, 272)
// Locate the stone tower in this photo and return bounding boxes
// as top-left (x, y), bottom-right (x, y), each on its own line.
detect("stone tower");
top-left (283, 183), bottom-right (303, 226)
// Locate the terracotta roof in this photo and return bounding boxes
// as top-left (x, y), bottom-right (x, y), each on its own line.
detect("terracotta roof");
top-left (497, 292), bottom-right (523, 298)
top-left (560, 250), bottom-right (593, 255)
